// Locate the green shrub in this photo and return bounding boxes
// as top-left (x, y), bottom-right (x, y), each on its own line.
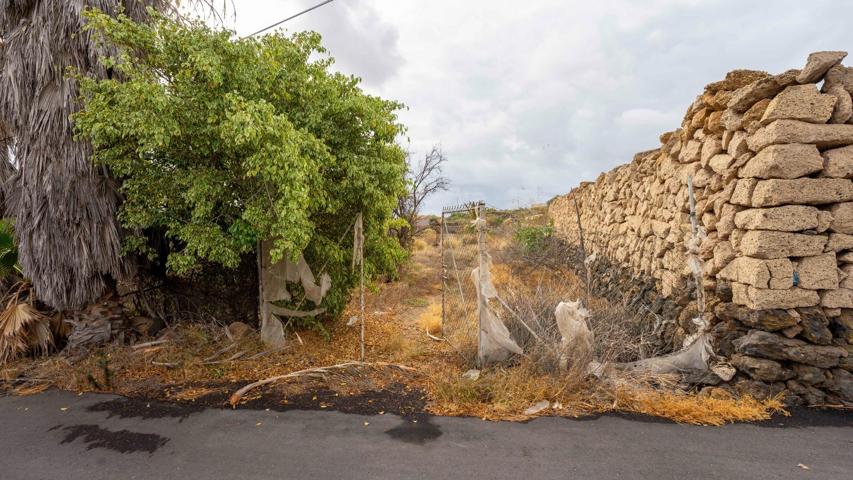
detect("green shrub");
top-left (514, 226), bottom-right (554, 253)
top-left (75, 11), bottom-right (408, 317)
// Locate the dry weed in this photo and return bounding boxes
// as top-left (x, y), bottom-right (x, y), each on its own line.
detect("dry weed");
top-left (417, 303), bottom-right (442, 335)
top-left (616, 387), bottom-right (787, 426)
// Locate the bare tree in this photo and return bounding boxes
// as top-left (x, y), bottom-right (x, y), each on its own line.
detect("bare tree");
top-left (394, 146), bottom-right (450, 249)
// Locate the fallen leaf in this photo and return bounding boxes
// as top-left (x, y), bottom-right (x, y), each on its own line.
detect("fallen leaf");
top-left (797, 464), bottom-right (810, 470)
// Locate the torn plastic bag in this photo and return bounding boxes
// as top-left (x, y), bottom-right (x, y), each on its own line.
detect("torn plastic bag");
top-left (555, 300), bottom-right (594, 370)
top-left (471, 262), bottom-right (522, 365)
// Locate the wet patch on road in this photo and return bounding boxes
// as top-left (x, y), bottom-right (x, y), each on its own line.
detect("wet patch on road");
top-left (385, 414), bottom-right (443, 445)
top-left (56, 424), bottom-right (169, 454)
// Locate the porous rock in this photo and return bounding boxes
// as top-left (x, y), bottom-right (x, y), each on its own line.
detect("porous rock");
top-left (796, 51), bottom-right (847, 84)
top-left (760, 84), bottom-right (836, 125)
top-left (733, 330), bottom-right (847, 368)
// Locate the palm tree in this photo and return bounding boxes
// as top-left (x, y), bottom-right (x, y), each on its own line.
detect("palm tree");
top-left (0, 1), bottom-right (187, 310)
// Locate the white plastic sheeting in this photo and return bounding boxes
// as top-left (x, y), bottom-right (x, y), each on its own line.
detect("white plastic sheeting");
top-left (471, 256), bottom-right (523, 365)
top-left (624, 333), bottom-right (713, 375)
top-left (258, 240), bottom-right (332, 347)
top-left (555, 300), bottom-right (594, 371)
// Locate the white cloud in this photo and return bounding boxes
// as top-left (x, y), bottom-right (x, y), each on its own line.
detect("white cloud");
top-left (220, 0), bottom-right (853, 213)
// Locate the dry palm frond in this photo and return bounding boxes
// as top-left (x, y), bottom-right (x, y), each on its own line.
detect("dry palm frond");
top-left (0, 298), bottom-right (53, 365)
top-left (0, 1), bottom-right (232, 311)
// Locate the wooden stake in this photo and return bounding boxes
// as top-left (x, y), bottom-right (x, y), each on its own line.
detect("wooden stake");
top-left (687, 176), bottom-right (705, 316)
top-left (475, 205), bottom-right (485, 368)
top-left (572, 192), bottom-right (591, 305)
top-left (356, 213), bottom-right (366, 362)
top-left (440, 212), bottom-right (446, 335)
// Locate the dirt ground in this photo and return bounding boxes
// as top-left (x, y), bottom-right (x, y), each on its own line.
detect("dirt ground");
top-left (1, 225), bottom-right (788, 426)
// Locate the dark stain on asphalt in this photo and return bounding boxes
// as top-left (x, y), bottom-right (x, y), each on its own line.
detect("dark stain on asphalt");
top-left (59, 424), bottom-right (169, 454)
top-left (385, 414), bottom-right (443, 445)
top-left (87, 397), bottom-right (202, 422)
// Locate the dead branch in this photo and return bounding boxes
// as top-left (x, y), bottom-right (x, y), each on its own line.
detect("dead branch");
top-left (202, 350), bottom-right (246, 365)
top-left (151, 360), bottom-right (181, 368)
top-left (269, 306), bottom-right (326, 318)
top-left (426, 332), bottom-right (445, 342)
top-left (228, 361), bottom-right (417, 407)
top-left (131, 339), bottom-right (171, 349)
top-left (202, 342), bottom-right (238, 362)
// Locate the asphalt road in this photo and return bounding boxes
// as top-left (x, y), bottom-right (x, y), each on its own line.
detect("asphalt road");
top-left (1, 390), bottom-right (851, 480)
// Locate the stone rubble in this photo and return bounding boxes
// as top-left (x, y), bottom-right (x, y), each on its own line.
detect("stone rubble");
top-left (548, 51), bottom-right (853, 406)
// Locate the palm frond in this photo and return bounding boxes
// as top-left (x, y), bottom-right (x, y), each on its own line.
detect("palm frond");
top-left (0, 1), bottom-right (174, 309)
top-left (0, 299), bottom-right (53, 364)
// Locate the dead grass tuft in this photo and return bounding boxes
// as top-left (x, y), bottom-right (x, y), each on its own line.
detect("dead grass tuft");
top-left (412, 237), bottom-right (430, 252)
top-left (616, 388), bottom-right (787, 426)
top-left (418, 303), bottom-right (442, 335)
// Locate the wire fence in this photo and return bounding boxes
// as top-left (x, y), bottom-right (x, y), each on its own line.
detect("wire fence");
top-left (439, 201), bottom-right (484, 365)
top-left (438, 200), bottom-right (680, 371)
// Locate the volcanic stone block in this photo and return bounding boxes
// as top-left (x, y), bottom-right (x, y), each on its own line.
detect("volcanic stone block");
top-left (822, 64), bottom-right (853, 92)
top-left (827, 233), bottom-right (853, 253)
top-left (732, 283), bottom-right (820, 309)
top-left (795, 253), bottom-right (839, 290)
top-left (679, 139), bottom-right (702, 163)
top-left (733, 330), bottom-right (847, 368)
top-left (701, 137), bottom-right (723, 166)
top-left (829, 202), bottom-right (853, 234)
top-left (760, 85), bottom-right (836, 125)
top-left (742, 309), bottom-right (801, 331)
top-left (792, 363), bottom-right (829, 384)
top-left (796, 51), bottom-right (847, 83)
top-left (747, 120), bottom-right (853, 151)
top-left (822, 145), bottom-right (853, 178)
top-left (817, 210), bottom-right (834, 233)
top-left (728, 69), bottom-right (800, 113)
top-left (824, 369), bottom-right (853, 400)
top-left (787, 379), bottom-right (827, 405)
top-left (737, 230), bottom-right (826, 259)
top-left (734, 205), bottom-right (819, 232)
top-left (730, 179), bottom-right (758, 206)
top-left (738, 144), bottom-right (823, 179)
top-left (826, 84), bottom-right (853, 124)
top-left (821, 288), bottom-right (853, 309)
top-left (718, 257), bottom-right (793, 289)
top-left (750, 178), bottom-right (853, 207)
top-left (731, 354), bottom-right (795, 382)
top-left (841, 265), bottom-right (853, 289)
top-left (708, 153), bottom-right (734, 174)
top-left (797, 307), bottom-right (833, 345)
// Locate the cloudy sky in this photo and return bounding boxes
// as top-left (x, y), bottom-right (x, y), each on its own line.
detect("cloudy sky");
top-left (212, 0), bottom-right (853, 213)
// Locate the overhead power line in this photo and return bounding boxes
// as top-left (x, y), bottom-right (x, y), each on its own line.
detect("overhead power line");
top-left (241, 0), bottom-right (337, 39)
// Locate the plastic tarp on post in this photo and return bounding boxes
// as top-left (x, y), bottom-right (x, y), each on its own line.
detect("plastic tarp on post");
top-left (258, 241), bottom-right (332, 347)
top-left (471, 256), bottom-right (522, 365)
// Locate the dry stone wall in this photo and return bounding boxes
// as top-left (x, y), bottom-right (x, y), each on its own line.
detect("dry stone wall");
top-left (548, 51), bottom-right (853, 406)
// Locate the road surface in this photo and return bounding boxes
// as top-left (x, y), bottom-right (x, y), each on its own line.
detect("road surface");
top-left (0, 390), bottom-right (851, 479)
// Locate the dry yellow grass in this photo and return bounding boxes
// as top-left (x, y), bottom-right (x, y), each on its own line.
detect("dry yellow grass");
top-left (418, 303), bottom-right (442, 335)
top-left (426, 359), bottom-right (786, 424)
top-left (616, 388), bottom-right (788, 426)
top-left (412, 237), bottom-right (430, 252)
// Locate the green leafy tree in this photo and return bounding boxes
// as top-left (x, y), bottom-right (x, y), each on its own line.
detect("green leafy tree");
top-left (74, 11), bottom-right (408, 316)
